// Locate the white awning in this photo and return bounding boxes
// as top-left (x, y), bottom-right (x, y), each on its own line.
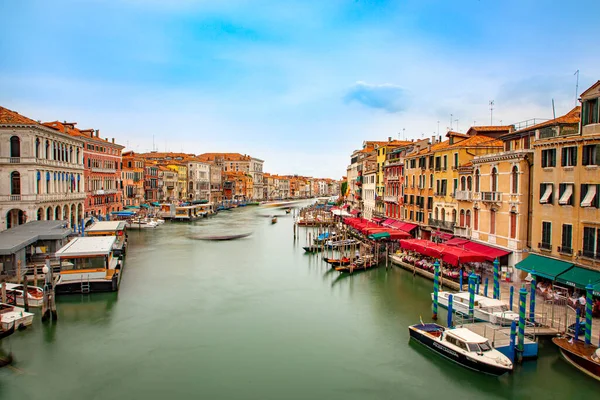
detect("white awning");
top-left (558, 185), bottom-right (573, 205)
top-left (581, 185), bottom-right (597, 207)
top-left (540, 184), bottom-right (552, 204)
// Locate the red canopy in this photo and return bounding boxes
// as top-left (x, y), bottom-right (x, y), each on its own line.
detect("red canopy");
top-left (388, 230), bottom-right (412, 240)
top-left (440, 246), bottom-right (488, 267)
top-left (445, 239), bottom-right (511, 262)
top-left (382, 218), bottom-right (396, 227)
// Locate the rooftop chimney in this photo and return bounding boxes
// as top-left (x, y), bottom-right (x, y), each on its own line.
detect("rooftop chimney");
top-left (96, 129), bottom-right (100, 138)
top-left (112, 138), bottom-right (115, 143)
top-left (388, 137), bottom-right (392, 141)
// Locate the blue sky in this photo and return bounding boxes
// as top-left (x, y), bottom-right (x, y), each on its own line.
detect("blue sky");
top-left (1, 0), bottom-right (598, 178)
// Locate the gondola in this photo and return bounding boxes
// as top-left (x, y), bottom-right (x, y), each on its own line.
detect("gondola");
top-left (302, 246), bottom-right (323, 253)
top-left (271, 216), bottom-right (277, 224)
top-left (552, 336), bottom-right (600, 382)
top-left (323, 257), bottom-right (352, 267)
top-left (335, 258), bottom-right (377, 273)
top-left (190, 232), bottom-right (252, 241)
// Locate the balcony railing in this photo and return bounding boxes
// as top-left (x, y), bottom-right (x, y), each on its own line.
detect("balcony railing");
top-left (9, 157), bottom-right (20, 163)
top-left (481, 192), bottom-right (502, 202)
top-left (454, 190), bottom-right (472, 201)
top-left (454, 226), bottom-right (471, 238)
top-left (0, 193), bottom-right (86, 203)
top-left (430, 219), bottom-right (455, 230)
top-left (582, 250), bottom-right (600, 260)
top-left (387, 175), bottom-right (400, 181)
top-left (90, 167), bottom-right (117, 174)
top-left (383, 195), bottom-right (398, 203)
top-left (539, 242), bottom-right (552, 251)
top-left (0, 157), bottom-right (85, 170)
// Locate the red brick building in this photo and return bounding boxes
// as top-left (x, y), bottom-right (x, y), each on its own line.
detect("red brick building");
top-left (44, 122), bottom-right (124, 218)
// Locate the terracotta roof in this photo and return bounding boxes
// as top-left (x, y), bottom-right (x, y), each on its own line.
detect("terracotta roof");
top-left (468, 125), bottom-right (514, 132)
top-left (446, 131), bottom-right (469, 138)
top-left (0, 106), bottom-right (40, 125)
top-left (509, 106), bottom-right (580, 135)
top-left (197, 153), bottom-right (251, 162)
top-left (447, 134), bottom-right (503, 149)
top-left (580, 80), bottom-right (600, 98)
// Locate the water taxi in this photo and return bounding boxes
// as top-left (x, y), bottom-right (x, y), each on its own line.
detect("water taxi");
top-left (0, 303), bottom-right (34, 330)
top-left (4, 283), bottom-right (44, 307)
top-left (433, 291), bottom-right (519, 326)
top-left (126, 218), bottom-right (158, 229)
top-left (553, 336), bottom-right (600, 382)
top-left (55, 236), bottom-right (123, 295)
top-left (271, 216), bottom-right (278, 224)
top-left (85, 221), bottom-right (128, 256)
top-left (409, 323), bottom-right (513, 376)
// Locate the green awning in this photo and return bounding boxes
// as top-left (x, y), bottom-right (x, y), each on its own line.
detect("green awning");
top-left (515, 254), bottom-right (574, 280)
top-left (140, 204), bottom-right (150, 209)
top-left (555, 266), bottom-right (600, 290)
top-left (593, 282), bottom-right (600, 297)
top-left (124, 205), bottom-right (140, 209)
top-left (151, 202), bottom-right (161, 206)
top-left (369, 232), bottom-right (390, 240)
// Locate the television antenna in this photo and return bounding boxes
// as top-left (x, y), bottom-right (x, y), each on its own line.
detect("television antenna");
top-left (489, 100), bottom-right (494, 125)
top-left (574, 69), bottom-right (580, 106)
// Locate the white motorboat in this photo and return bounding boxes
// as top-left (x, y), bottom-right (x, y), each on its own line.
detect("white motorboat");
top-left (126, 218), bottom-right (158, 229)
top-left (4, 283), bottom-right (44, 307)
top-left (149, 217), bottom-right (165, 225)
top-left (433, 291), bottom-right (519, 326)
top-left (409, 323), bottom-right (513, 375)
top-left (0, 303), bottom-right (35, 330)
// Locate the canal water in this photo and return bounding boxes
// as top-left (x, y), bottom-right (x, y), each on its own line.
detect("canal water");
top-left (1, 205), bottom-right (598, 399)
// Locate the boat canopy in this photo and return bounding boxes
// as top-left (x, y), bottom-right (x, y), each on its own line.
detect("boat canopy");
top-left (515, 254), bottom-right (574, 280)
top-left (555, 266), bottom-right (600, 290)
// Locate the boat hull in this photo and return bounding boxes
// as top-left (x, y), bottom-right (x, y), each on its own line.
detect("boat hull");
top-left (55, 274), bottom-right (120, 295)
top-left (553, 338), bottom-right (600, 382)
top-left (409, 326), bottom-right (511, 376)
top-left (0, 311), bottom-right (34, 330)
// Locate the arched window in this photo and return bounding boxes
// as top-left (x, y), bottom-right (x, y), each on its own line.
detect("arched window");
top-left (429, 174), bottom-right (433, 188)
top-left (35, 138), bottom-right (40, 158)
top-left (451, 209), bottom-right (457, 223)
top-left (491, 167), bottom-right (498, 192)
top-left (441, 208), bottom-right (446, 222)
top-left (466, 210), bottom-right (471, 227)
top-left (460, 176), bottom-right (466, 191)
top-left (37, 208), bottom-right (43, 220)
top-left (10, 171), bottom-right (21, 195)
top-left (511, 166), bottom-right (519, 194)
top-left (510, 210), bottom-right (517, 239)
top-left (473, 208), bottom-right (479, 230)
top-left (76, 148), bottom-right (80, 164)
top-left (10, 136), bottom-right (20, 158)
top-left (475, 170), bottom-right (480, 192)
top-left (46, 207), bottom-right (52, 220)
top-left (467, 176), bottom-right (472, 191)
top-left (490, 210), bottom-right (496, 234)
top-left (46, 140), bottom-right (50, 159)
top-left (434, 207), bottom-right (439, 220)
top-left (69, 146), bottom-right (73, 163)
top-left (459, 209), bottom-right (465, 226)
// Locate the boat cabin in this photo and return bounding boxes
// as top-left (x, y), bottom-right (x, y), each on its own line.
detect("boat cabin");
top-left (174, 205), bottom-right (203, 221)
top-left (445, 328), bottom-right (493, 354)
top-left (85, 221), bottom-right (128, 256)
top-left (54, 236), bottom-right (122, 294)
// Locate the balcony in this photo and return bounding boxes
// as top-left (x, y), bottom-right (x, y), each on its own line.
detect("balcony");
top-left (93, 189), bottom-right (119, 195)
top-left (539, 242), bottom-right (552, 251)
top-left (455, 190), bottom-right (472, 201)
top-left (430, 219), bottom-right (455, 231)
top-left (582, 250), bottom-right (600, 260)
top-left (454, 226), bottom-right (471, 238)
top-left (0, 193), bottom-right (86, 203)
top-left (384, 195), bottom-right (398, 203)
top-left (90, 167), bottom-right (117, 174)
top-left (481, 192), bottom-right (502, 202)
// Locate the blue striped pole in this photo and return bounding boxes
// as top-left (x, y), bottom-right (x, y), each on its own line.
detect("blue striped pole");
top-left (468, 272), bottom-right (477, 320)
top-left (509, 319), bottom-right (517, 363)
top-left (476, 277), bottom-right (480, 295)
top-left (585, 283), bottom-right (593, 345)
top-left (517, 285), bottom-right (527, 363)
top-left (432, 260), bottom-right (440, 320)
top-left (529, 270), bottom-right (536, 323)
top-left (575, 308), bottom-right (581, 342)
top-left (447, 294), bottom-right (454, 328)
top-left (509, 286), bottom-right (514, 311)
top-left (484, 277), bottom-right (489, 297)
top-left (493, 258), bottom-right (500, 299)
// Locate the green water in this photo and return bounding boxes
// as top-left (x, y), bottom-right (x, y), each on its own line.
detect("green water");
top-left (1, 206), bottom-right (598, 399)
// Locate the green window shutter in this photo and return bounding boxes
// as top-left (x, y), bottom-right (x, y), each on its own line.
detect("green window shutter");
top-left (572, 147), bottom-right (578, 166)
top-left (540, 183), bottom-right (544, 201)
top-left (561, 148), bottom-right (567, 166)
top-left (581, 184), bottom-right (588, 204)
top-left (582, 101), bottom-right (589, 125)
top-left (595, 145), bottom-right (600, 165)
top-left (583, 145), bottom-right (589, 165)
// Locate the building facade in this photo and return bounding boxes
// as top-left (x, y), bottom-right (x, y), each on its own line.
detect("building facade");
top-left (1, 107), bottom-right (86, 231)
top-left (362, 155), bottom-right (377, 220)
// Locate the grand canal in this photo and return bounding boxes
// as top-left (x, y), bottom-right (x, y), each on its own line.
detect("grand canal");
top-left (0, 205), bottom-right (598, 399)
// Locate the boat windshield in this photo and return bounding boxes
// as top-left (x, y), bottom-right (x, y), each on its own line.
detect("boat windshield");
top-left (467, 343), bottom-right (480, 352)
top-left (479, 341), bottom-right (492, 352)
top-left (486, 305), bottom-right (508, 313)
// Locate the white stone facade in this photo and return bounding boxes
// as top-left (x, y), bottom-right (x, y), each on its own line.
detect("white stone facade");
top-left (187, 160), bottom-right (211, 201)
top-left (250, 157), bottom-right (264, 200)
top-left (1, 121), bottom-right (86, 232)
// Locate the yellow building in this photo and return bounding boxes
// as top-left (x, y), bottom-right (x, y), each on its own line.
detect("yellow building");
top-left (524, 82), bottom-right (600, 287)
top-left (429, 131), bottom-right (504, 239)
top-left (374, 139), bottom-right (412, 217)
top-left (167, 164), bottom-right (188, 200)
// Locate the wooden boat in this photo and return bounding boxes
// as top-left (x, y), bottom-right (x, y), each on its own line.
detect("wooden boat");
top-left (191, 232), bottom-right (252, 241)
top-left (325, 239), bottom-right (359, 249)
top-left (285, 208), bottom-right (291, 214)
top-left (409, 323), bottom-right (513, 376)
top-left (0, 303), bottom-right (34, 330)
top-left (323, 257), bottom-right (352, 267)
top-left (552, 337), bottom-right (600, 382)
top-left (335, 257), bottom-right (377, 273)
top-left (302, 245), bottom-right (323, 253)
top-left (271, 216), bottom-right (277, 224)
top-left (434, 291), bottom-right (519, 326)
top-left (4, 283), bottom-right (44, 308)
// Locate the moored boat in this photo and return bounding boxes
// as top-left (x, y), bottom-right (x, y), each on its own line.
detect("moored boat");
top-left (302, 245), bottom-right (323, 253)
top-left (4, 283), bottom-right (44, 307)
top-left (0, 303), bottom-right (34, 330)
top-left (325, 239), bottom-right (359, 249)
top-left (126, 218), bottom-right (158, 229)
top-left (323, 257), bottom-right (352, 266)
top-left (335, 257), bottom-right (377, 273)
top-left (271, 216), bottom-right (277, 224)
top-left (408, 323), bottom-right (513, 376)
top-left (0, 322), bottom-right (15, 340)
top-left (434, 291), bottom-right (519, 326)
top-left (552, 337), bottom-right (600, 382)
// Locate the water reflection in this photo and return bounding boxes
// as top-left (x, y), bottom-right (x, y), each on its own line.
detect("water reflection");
top-left (56, 292), bottom-right (118, 324)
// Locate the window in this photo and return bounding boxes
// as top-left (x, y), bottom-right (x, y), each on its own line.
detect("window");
top-left (10, 136), bottom-right (20, 158)
top-left (491, 167), bottom-right (498, 192)
top-left (490, 210), bottom-right (496, 234)
top-left (443, 155), bottom-right (448, 170)
top-left (475, 170), bottom-right (480, 192)
top-left (460, 177), bottom-right (466, 191)
top-left (10, 171), bottom-right (21, 195)
top-left (409, 211), bottom-right (414, 220)
top-left (467, 176), bottom-right (472, 191)
top-left (441, 179), bottom-right (447, 195)
top-left (541, 222), bottom-right (552, 250)
top-left (582, 98), bottom-right (599, 126)
top-left (473, 208), bottom-right (479, 230)
top-left (429, 156), bottom-right (434, 169)
top-left (510, 211), bottom-right (517, 239)
top-left (541, 149), bottom-right (557, 168)
top-left (511, 166), bottom-right (518, 194)
top-left (582, 227), bottom-right (600, 259)
top-left (558, 183), bottom-right (574, 206)
top-left (427, 197), bottom-right (433, 210)
top-left (466, 210), bottom-right (471, 227)
top-left (453, 179), bottom-right (458, 196)
top-left (454, 153), bottom-right (459, 168)
top-left (435, 157), bottom-right (441, 171)
top-left (539, 183), bottom-right (553, 204)
top-left (459, 210), bottom-right (465, 226)
top-left (561, 146), bottom-right (577, 167)
top-left (429, 174), bottom-right (433, 188)
top-left (582, 144), bottom-right (600, 166)
top-left (561, 224), bottom-right (572, 254)
top-left (580, 184), bottom-right (599, 208)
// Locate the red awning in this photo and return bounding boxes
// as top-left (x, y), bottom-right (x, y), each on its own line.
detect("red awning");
top-left (371, 217), bottom-right (385, 223)
top-left (388, 230), bottom-right (411, 240)
top-left (446, 240), bottom-right (511, 262)
top-left (432, 231), bottom-right (453, 241)
top-left (394, 222), bottom-right (418, 233)
top-left (440, 246), bottom-right (488, 267)
top-left (350, 210), bottom-right (360, 215)
top-left (382, 218), bottom-right (396, 227)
